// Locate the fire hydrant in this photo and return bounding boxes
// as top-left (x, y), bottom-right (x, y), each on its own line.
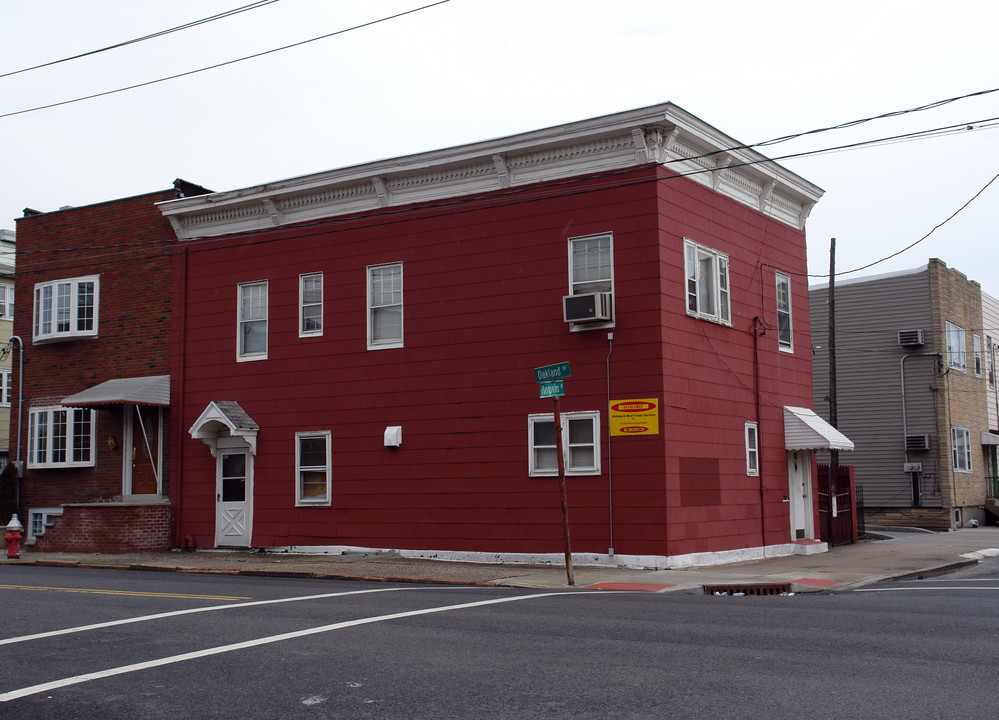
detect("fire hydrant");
top-left (5, 514), bottom-right (24, 559)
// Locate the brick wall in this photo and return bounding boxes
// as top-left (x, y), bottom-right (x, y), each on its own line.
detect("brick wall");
top-left (928, 259), bottom-right (989, 520)
top-left (30, 502), bottom-right (171, 553)
top-left (13, 190), bottom-right (179, 513)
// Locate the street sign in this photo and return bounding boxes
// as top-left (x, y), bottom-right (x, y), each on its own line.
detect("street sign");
top-left (534, 362), bottom-right (570, 383)
top-left (539, 380), bottom-right (564, 398)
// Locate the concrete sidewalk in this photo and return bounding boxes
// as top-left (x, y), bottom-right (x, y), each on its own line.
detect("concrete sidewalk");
top-left (4, 528), bottom-right (998, 594)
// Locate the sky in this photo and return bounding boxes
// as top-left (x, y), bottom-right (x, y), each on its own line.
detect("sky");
top-left (2, 0), bottom-right (997, 288)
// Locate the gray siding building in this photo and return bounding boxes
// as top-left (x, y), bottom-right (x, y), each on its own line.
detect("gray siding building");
top-left (810, 259), bottom-right (994, 530)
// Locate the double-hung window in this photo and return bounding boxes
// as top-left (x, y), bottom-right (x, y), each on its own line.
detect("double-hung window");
top-left (0, 282), bottom-right (13, 319)
top-left (528, 411), bottom-right (600, 477)
top-left (951, 426), bottom-right (972, 473)
top-left (32, 276), bottom-right (98, 343)
top-left (28, 406), bottom-right (96, 468)
top-left (300, 273), bottom-right (323, 337)
top-left (238, 281), bottom-right (268, 361)
top-left (569, 233), bottom-right (613, 296)
top-left (745, 422), bottom-right (760, 476)
top-left (973, 334), bottom-right (982, 377)
top-left (684, 240), bottom-right (730, 324)
top-left (0, 369), bottom-right (10, 407)
top-left (775, 272), bottom-right (792, 351)
top-left (945, 321), bottom-right (966, 372)
top-left (367, 262), bottom-right (403, 349)
top-left (296, 431), bottom-right (331, 505)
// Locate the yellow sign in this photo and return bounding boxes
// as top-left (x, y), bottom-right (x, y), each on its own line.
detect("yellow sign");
top-left (609, 398), bottom-right (660, 436)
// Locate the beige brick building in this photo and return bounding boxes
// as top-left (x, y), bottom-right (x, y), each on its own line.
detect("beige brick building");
top-left (811, 259), bottom-right (994, 530)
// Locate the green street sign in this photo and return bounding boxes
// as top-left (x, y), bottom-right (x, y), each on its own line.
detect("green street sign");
top-left (539, 380), bottom-right (564, 398)
top-left (534, 362), bottom-right (570, 383)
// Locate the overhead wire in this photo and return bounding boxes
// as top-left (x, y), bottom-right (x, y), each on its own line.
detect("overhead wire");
top-left (0, 0), bottom-right (451, 120)
top-left (15, 113), bottom-right (999, 273)
top-left (0, 0), bottom-right (280, 79)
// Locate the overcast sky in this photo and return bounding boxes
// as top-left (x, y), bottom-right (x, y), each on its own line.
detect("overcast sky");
top-left (2, 0), bottom-right (997, 288)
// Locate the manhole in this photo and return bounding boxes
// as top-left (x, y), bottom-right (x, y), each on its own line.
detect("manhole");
top-left (702, 583), bottom-right (792, 596)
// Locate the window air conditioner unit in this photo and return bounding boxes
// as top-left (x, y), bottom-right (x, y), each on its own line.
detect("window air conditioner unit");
top-left (563, 292), bottom-right (612, 323)
top-left (897, 329), bottom-right (924, 346)
top-left (905, 434), bottom-right (931, 452)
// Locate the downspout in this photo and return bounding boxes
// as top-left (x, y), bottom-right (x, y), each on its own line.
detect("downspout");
top-left (753, 317), bottom-right (766, 550)
top-left (900, 352), bottom-right (940, 507)
top-left (606, 331), bottom-right (614, 557)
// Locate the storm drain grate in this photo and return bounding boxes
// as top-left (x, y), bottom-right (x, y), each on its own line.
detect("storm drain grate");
top-left (703, 583), bottom-right (792, 596)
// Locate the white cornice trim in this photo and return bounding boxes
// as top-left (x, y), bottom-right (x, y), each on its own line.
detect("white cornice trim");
top-left (158, 102), bottom-right (824, 239)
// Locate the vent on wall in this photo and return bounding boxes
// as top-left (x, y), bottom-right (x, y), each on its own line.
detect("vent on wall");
top-left (906, 434), bottom-right (931, 451)
top-left (898, 329), bottom-right (925, 346)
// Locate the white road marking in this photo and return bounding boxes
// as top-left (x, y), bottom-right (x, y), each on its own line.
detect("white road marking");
top-left (855, 586), bottom-right (999, 592)
top-left (0, 591), bottom-right (578, 702)
top-left (0, 586), bottom-right (468, 647)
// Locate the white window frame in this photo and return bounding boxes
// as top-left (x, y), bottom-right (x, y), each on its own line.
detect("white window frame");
top-left (367, 262), bottom-right (403, 350)
top-left (973, 334), bottom-right (982, 377)
top-left (951, 425), bottom-right (972, 473)
top-left (299, 272), bottom-right (323, 338)
top-left (27, 507), bottom-right (63, 541)
top-left (295, 430), bottom-right (332, 506)
top-left (946, 321), bottom-right (966, 372)
top-left (528, 411), bottom-right (601, 477)
top-left (775, 272), bottom-right (793, 352)
top-left (745, 421), bottom-right (760, 476)
top-left (237, 280), bottom-right (268, 362)
top-left (0, 369), bottom-right (10, 407)
top-left (684, 239), bottom-right (730, 325)
top-left (32, 275), bottom-right (99, 344)
top-left (27, 405), bottom-right (97, 469)
top-left (0, 282), bottom-right (13, 320)
top-left (568, 231), bottom-right (614, 306)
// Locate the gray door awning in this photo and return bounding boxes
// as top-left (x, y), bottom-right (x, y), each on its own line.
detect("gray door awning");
top-left (982, 431), bottom-right (999, 446)
top-left (784, 406), bottom-right (854, 451)
top-left (62, 375), bottom-right (170, 408)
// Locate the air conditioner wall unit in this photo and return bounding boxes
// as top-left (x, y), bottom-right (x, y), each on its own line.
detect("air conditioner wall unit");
top-left (898, 329), bottom-right (925, 346)
top-left (905, 434), bottom-right (931, 451)
top-left (563, 292), bottom-right (612, 323)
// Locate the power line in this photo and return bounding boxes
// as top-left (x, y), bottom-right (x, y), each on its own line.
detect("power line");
top-left (15, 112), bottom-right (998, 271)
top-left (0, 1), bottom-right (280, 80)
top-left (0, 1), bottom-right (451, 120)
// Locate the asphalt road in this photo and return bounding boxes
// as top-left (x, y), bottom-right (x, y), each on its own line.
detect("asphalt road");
top-left (1, 561), bottom-right (996, 719)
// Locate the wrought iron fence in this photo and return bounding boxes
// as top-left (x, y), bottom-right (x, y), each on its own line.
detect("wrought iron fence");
top-left (987, 476), bottom-right (999, 500)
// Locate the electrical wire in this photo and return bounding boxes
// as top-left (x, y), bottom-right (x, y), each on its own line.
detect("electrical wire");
top-left (0, 1), bottom-right (280, 80)
top-left (0, 1), bottom-right (451, 120)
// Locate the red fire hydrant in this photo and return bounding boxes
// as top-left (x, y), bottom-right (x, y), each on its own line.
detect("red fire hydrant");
top-left (5, 514), bottom-right (24, 559)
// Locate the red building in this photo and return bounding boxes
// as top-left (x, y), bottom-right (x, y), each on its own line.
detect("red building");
top-left (160, 103), bottom-right (849, 567)
top-left (12, 182), bottom-right (210, 552)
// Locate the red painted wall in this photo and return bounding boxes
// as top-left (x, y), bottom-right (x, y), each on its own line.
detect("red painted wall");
top-left (13, 191), bottom-right (178, 512)
top-left (172, 165), bottom-right (815, 557)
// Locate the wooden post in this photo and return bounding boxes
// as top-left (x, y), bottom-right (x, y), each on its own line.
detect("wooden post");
top-left (828, 238), bottom-right (839, 520)
top-left (552, 395), bottom-right (574, 585)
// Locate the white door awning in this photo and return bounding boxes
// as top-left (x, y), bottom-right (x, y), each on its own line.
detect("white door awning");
top-left (982, 431), bottom-right (999, 446)
top-left (784, 406), bottom-right (854, 451)
top-left (62, 375), bottom-right (170, 408)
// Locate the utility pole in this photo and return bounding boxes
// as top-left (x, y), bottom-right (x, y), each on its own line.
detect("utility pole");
top-left (828, 239), bottom-right (839, 531)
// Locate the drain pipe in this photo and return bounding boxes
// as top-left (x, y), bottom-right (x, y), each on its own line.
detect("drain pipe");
top-left (606, 331), bottom-right (614, 557)
top-left (752, 318), bottom-right (766, 551)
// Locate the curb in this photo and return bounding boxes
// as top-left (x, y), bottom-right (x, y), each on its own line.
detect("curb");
top-left (14, 557), bottom-right (497, 588)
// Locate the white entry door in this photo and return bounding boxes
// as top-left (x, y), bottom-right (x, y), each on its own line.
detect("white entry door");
top-left (215, 445), bottom-right (253, 547)
top-left (787, 450), bottom-right (814, 540)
